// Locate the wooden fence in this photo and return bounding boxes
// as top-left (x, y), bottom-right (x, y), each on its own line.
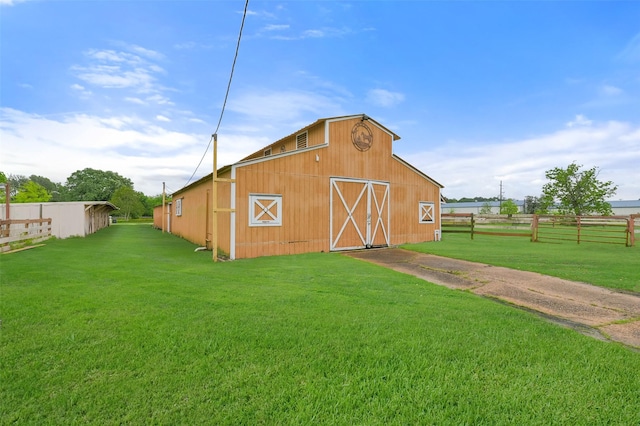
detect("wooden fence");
top-left (533, 215), bottom-right (636, 247)
top-left (441, 213), bottom-right (533, 240)
top-left (441, 213), bottom-right (637, 247)
top-left (0, 218), bottom-right (52, 253)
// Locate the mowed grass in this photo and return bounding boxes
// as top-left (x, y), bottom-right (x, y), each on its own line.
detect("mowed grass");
top-left (2, 226), bottom-right (640, 424)
top-left (404, 232), bottom-right (640, 293)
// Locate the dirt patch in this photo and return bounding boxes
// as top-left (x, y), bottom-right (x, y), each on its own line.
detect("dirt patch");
top-left (345, 248), bottom-right (640, 349)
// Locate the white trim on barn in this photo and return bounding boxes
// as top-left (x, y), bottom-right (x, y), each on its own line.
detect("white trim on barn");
top-left (234, 142), bottom-right (328, 168)
top-left (249, 194), bottom-right (282, 226)
top-left (330, 177), bottom-right (390, 251)
top-left (419, 201), bottom-right (435, 223)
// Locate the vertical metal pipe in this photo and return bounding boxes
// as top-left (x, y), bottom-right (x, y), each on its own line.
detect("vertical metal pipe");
top-left (213, 134), bottom-right (218, 262)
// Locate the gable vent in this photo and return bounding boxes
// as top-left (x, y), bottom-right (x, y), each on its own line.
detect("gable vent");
top-left (296, 132), bottom-right (308, 149)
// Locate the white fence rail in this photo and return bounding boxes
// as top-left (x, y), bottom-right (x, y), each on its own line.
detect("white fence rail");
top-left (0, 218), bottom-right (52, 252)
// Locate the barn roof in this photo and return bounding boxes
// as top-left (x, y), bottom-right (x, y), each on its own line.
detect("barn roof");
top-left (173, 115), bottom-right (428, 196)
top-left (392, 154), bottom-right (444, 188)
top-left (173, 165), bottom-right (232, 196)
top-left (239, 114), bottom-right (401, 162)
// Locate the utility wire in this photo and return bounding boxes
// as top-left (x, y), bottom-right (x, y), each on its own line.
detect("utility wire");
top-left (164, 185), bottom-right (177, 197)
top-left (183, 0), bottom-right (249, 188)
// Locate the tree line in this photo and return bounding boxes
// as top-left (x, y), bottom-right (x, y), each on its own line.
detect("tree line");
top-left (0, 168), bottom-right (168, 220)
top-left (445, 162), bottom-right (619, 216)
top-left (1, 162), bottom-right (620, 219)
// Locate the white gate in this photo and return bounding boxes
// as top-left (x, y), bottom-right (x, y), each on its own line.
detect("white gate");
top-left (330, 178), bottom-right (390, 251)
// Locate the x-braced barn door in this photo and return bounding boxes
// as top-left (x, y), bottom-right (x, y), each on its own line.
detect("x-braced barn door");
top-left (330, 178), bottom-right (390, 251)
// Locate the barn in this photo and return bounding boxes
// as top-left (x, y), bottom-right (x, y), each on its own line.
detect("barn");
top-left (164, 114), bottom-right (443, 259)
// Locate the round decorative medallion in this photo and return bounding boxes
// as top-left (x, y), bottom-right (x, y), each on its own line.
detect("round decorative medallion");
top-left (351, 122), bottom-right (373, 152)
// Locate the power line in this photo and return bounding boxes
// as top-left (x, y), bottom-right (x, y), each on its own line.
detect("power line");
top-left (164, 185), bottom-right (177, 196)
top-left (183, 134), bottom-right (214, 189)
top-left (183, 0), bottom-right (249, 188)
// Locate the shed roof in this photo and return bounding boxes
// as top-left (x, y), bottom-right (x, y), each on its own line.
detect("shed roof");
top-left (442, 200), bottom-right (524, 208)
top-left (9, 201), bottom-right (118, 210)
top-left (609, 200), bottom-right (640, 208)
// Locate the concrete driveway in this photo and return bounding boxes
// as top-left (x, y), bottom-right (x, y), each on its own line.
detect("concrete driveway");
top-left (345, 248), bottom-right (640, 349)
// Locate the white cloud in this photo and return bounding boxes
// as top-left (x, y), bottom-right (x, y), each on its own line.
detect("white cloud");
top-left (73, 64), bottom-right (156, 91)
top-left (86, 49), bottom-right (131, 63)
top-left (263, 24), bottom-right (289, 31)
top-left (3, 105), bottom-right (638, 200)
top-left (228, 89), bottom-right (344, 123)
top-left (125, 97), bottom-right (146, 105)
top-left (617, 32), bottom-right (640, 63)
top-left (127, 44), bottom-right (165, 61)
top-left (173, 41), bottom-right (214, 51)
top-left (71, 47), bottom-right (166, 95)
top-left (582, 86), bottom-right (631, 109)
top-left (303, 29), bottom-right (325, 38)
top-left (146, 94), bottom-right (174, 106)
top-left (402, 119), bottom-right (640, 200)
top-left (366, 89), bottom-right (405, 107)
top-left (0, 108), bottom-right (269, 196)
top-left (600, 85), bottom-right (623, 96)
top-left (70, 83), bottom-right (92, 97)
top-left (268, 26), bottom-right (353, 41)
top-left (566, 114), bottom-right (592, 128)
top-left (174, 41), bottom-right (197, 50)
top-left (156, 115), bottom-right (171, 122)
top-left (245, 9), bottom-right (277, 19)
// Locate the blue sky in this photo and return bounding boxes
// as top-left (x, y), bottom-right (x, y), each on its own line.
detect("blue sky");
top-left (1, 1), bottom-right (639, 199)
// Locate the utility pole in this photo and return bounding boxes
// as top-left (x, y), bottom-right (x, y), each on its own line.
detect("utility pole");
top-left (211, 134), bottom-right (236, 262)
top-left (4, 182), bottom-right (10, 221)
top-left (499, 180), bottom-right (503, 213)
top-left (1, 182), bottom-right (9, 238)
top-left (162, 182), bottom-right (166, 233)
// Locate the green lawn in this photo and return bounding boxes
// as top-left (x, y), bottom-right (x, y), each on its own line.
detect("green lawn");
top-left (2, 225), bottom-right (639, 424)
top-left (404, 232), bottom-right (640, 293)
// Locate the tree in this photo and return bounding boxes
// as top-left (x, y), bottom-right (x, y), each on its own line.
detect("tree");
top-left (500, 199), bottom-right (519, 216)
top-left (110, 186), bottom-right (144, 220)
top-left (29, 175), bottom-right (64, 202)
top-left (8, 174), bottom-right (28, 198)
top-left (13, 181), bottom-right (52, 203)
top-left (0, 172), bottom-right (6, 203)
top-left (540, 163), bottom-right (617, 216)
top-left (65, 168), bottom-right (134, 201)
top-left (523, 195), bottom-right (542, 214)
top-left (479, 202), bottom-right (493, 214)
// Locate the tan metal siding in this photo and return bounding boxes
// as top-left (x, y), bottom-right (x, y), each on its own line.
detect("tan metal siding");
top-left (170, 179), bottom-right (210, 247)
top-left (171, 116), bottom-right (441, 259)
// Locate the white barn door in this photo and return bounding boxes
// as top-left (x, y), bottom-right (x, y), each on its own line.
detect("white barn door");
top-left (330, 178), bottom-right (390, 251)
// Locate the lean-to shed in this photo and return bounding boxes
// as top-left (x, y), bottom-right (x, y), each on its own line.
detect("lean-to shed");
top-left (168, 114), bottom-right (443, 259)
top-left (1, 201), bottom-right (117, 239)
